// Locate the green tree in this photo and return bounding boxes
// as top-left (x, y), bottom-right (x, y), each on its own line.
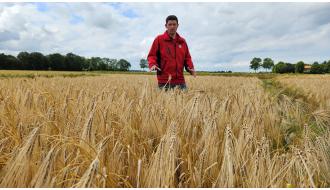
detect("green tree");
top-left (47, 53), bottom-right (65, 70)
top-left (140, 58), bottom-right (148, 71)
top-left (117, 59), bottom-right (131, 71)
top-left (65, 53), bottom-right (84, 71)
top-left (17, 52), bottom-right (31, 69)
top-left (250, 57), bottom-right (262, 72)
top-left (100, 58), bottom-right (111, 71)
top-left (273, 61), bottom-right (284, 73)
top-left (99, 58), bottom-right (109, 70)
top-left (0, 53), bottom-right (7, 69)
top-left (87, 57), bottom-right (102, 71)
top-left (28, 52), bottom-right (49, 70)
top-left (0, 54), bottom-right (19, 69)
top-left (295, 61), bottom-right (305, 73)
top-left (325, 60), bottom-right (330, 73)
top-left (272, 62), bottom-right (295, 73)
top-left (310, 61), bottom-right (324, 74)
top-left (262, 58), bottom-right (274, 72)
top-left (107, 59), bottom-right (117, 71)
top-left (320, 61), bottom-right (328, 74)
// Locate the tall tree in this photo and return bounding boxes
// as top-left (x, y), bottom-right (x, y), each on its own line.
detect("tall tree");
top-left (100, 58), bottom-right (111, 71)
top-left (47, 53), bottom-right (65, 70)
top-left (65, 53), bottom-right (84, 71)
top-left (310, 61), bottom-right (324, 74)
top-left (0, 54), bottom-right (19, 69)
top-left (262, 58), bottom-right (274, 72)
top-left (29, 52), bottom-right (49, 70)
top-left (117, 59), bottom-right (131, 71)
top-left (140, 58), bottom-right (148, 71)
top-left (17, 52), bottom-right (31, 69)
top-left (326, 60), bottom-right (330, 73)
top-left (250, 57), bottom-right (262, 72)
top-left (295, 61), bottom-right (305, 73)
top-left (0, 53), bottom-right (7, 70)
top-left (88, 57), bottom-right (102, 71)
top-left (107, 59), bottom-right (117, 71)
top-left (99, 58), bottom-right (109, 70)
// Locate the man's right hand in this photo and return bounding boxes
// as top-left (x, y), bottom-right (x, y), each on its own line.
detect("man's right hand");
top-left (149, 65), bottom-right (161, 72)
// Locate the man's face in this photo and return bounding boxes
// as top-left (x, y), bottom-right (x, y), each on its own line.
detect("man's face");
top-left (165, 20), bottom-right (178, 35)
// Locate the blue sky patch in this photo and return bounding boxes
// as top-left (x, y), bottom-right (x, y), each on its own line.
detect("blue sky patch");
top-left (108, 2), bottom-right (122, 10)
top-left (70, 14), bottom-right (84, 25)
top-left (34, 2), bottom-right (49, 12)
top-left (106, 2), bottom-right (138, 18)
top-left (122, 9), bottom-right (138, 18)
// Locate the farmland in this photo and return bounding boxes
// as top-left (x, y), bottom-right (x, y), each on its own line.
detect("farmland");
top-left (0, 71), bottom-right (329, 187)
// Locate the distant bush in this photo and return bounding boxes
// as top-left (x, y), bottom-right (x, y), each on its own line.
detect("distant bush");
top-left (272, 62), bottom-right (295, 73)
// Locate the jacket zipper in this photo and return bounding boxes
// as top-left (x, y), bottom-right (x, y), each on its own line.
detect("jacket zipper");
top-left (175, 42), bottom-right (177, 79)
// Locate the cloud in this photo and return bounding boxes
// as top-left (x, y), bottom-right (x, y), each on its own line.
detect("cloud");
top-left (0, 30), bottom-right (19, 42)
top-left (0, 3), bottom-right (330, 71)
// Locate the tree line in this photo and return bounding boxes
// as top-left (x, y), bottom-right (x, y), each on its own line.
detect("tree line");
top-left (0, 52), bottom-right (131, 71)
top-left (250, 57), bottom-right (330, 74)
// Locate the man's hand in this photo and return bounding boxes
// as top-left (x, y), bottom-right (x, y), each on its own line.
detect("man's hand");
top-left (149, 65), bottom-right (161, 72)
top-left (188, 68), bottom-right (196, 77)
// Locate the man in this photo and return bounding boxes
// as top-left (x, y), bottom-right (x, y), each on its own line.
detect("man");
top-left (147, 15), bottom-right (196, 91)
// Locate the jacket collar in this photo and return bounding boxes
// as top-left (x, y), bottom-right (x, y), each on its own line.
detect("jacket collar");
top-left (163, 31), bottom-right (184, 43)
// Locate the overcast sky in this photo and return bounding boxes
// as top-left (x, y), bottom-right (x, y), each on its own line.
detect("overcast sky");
top-left (0, 2), bottom-right (330, 71)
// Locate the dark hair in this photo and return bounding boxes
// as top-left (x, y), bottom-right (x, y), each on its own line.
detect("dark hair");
top-left (166, 15), bottom-right (178, 24)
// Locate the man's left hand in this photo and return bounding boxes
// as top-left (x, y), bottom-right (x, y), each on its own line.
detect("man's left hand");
top-left (188, 68), bottom-right (196, 77)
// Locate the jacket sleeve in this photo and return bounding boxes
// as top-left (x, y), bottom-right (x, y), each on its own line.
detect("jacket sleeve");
top-left (147, 36), bottom-right (160, 69)
top-left (184, 41), bottom-right (194, 72)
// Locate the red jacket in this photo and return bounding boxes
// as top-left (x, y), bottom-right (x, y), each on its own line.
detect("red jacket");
top-left (148, 31), bottom-right (194, 84)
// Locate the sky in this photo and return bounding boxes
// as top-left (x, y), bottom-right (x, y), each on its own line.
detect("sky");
top-left (0, 2), bottom-right (330, 71)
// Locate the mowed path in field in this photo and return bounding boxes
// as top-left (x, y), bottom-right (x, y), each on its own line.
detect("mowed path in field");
top-left (0, 74), bottom-right (329, 187)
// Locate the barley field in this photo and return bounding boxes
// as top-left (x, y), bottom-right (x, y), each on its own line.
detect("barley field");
top-left (0, 73), bottom-right (329, 187)
top-left (277, 75), bottom-right (330, 109)
top-left (0, 70), bottom-right (100, 78)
